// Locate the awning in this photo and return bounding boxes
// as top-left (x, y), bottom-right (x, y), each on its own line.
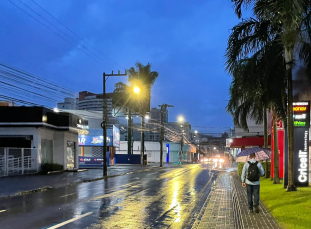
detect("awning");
top-left (226, 136), bottom-right (271, 148)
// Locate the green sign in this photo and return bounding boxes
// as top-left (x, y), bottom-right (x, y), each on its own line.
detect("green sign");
top-left (294, 121), bottom-right (306, 127)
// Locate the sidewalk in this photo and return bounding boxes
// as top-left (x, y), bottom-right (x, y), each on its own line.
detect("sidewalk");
top-left (192, 170), bottom-right (280, 229)
top-left (0, 163), bottom-right (164, 198)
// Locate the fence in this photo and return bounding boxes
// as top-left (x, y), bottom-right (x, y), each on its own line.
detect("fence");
top-left (0, 148), bottom-right (38, 177)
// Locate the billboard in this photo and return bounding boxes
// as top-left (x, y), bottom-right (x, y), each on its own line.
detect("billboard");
top-left (113, 125), bottom-right (120, 148)
top-left (293, 101), bottom-right (310, 187)
top-left (78, 135), bottom-right (112, 146)
top-left (293, 102), bottom-right (310, 128)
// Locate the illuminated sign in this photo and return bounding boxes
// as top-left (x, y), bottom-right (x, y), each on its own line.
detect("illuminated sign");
top-left (113, 125), bottom-right (120, 148)
top-left (298, 150), bottom-right (308, 183)
top-left (293, 106), bottom-right (307, 112)
top-left (294, 121), bottom-right (306, 127)
top-left (294, 129), bottom-right (309, 186)
top-left (78, 135), bottom-right (112, 146)
top-left (292, 101), bottom-right (310, 186)
top-left (293, 102), bottom-right (310, 128)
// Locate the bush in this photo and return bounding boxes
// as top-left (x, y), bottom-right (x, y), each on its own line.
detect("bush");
top-left (40, 162), bottom-right (63, 174)
top-left (237, 162), bottom-right (244, 177)
top-left (237, 161), bottom-right (271, 178)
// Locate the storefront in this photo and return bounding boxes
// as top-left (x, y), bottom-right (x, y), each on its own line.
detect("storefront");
top-left (0, 106), bottom-right (88, 175)
top-left (78, 125), bottom-right (120, 168)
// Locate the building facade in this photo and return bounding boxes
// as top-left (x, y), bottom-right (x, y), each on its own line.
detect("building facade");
top-left (0, 107), bottom-right (88, 176)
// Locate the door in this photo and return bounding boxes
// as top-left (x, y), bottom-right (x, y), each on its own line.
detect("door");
top-left (66, 141), bottom-right (75, 169)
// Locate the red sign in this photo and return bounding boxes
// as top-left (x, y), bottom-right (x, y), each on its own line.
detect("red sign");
top-left (271, 119), bottom-right (284, 178)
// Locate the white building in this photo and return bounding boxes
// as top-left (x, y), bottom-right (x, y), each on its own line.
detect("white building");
top-left (116, 141), bottom-right (196, 163)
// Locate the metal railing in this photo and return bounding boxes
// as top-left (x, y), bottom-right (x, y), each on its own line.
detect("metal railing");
top-left (0, 148), bottom-right (38, 177)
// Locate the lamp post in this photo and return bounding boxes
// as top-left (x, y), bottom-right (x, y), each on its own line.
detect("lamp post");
top-left (178, 116), bottom-right (184, 164)
top-left (103, 71), bottom-right (127, 177)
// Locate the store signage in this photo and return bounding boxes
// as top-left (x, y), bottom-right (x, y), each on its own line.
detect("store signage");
top-left (78, 135), bottom-right (112, 146)
top-left (293, 102), bottom-right (310, 128)
top-left (294, 128), bottom-right (309, 186)
top-left (271, 119), bottom-right (284, 178)
top-left (113, 125), bottom-right (120, 148)
top-left (293, 102), bottom-right (310, 186)
top-left (79, 156), bottom-right (103, 165)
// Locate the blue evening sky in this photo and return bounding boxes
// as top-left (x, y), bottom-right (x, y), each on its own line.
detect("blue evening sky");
top-left (0, 0), bottom-right (244, 134)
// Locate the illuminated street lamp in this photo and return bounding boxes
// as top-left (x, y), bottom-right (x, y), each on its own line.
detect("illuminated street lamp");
top-left (133, 86), bottom-right (140, 94)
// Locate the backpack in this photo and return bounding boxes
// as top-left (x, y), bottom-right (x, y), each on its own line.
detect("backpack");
top-left (247, 161), bottom-right (260, 181)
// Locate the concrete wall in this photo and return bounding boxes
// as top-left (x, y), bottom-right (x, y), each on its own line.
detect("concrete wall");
top-left (0, 127), bottom-right (78, 170)
top-left (115, 141), bottom-right (194, 163)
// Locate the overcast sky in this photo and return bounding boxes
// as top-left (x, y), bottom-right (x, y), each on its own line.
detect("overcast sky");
top-left (0, 0), bottom-right (244, 134)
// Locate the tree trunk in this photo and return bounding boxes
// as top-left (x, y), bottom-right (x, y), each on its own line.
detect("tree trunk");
top-left (264, 109), bottom-right (269, 178)
top-left (141, 116), bottom-right (145, 166)
top-left (273, 111), bottom-right (281, 184)
top-left (285, 48), bottom-right (297, 191)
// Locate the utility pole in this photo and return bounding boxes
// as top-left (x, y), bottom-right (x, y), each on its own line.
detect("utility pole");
top-left (127, 109), bottom-right (132, 155)
top-left (159, 104), bottom-right (173, 167)
top-left (141, 115), bottom-right (145, 166)
top-left (103, 70), bottom-right (127, 177)
top-left (180, 134), bottom-right (184, 164)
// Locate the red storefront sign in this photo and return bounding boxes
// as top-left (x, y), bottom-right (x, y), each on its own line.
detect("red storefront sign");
top-left (271, 119), bottom-right (284, 178)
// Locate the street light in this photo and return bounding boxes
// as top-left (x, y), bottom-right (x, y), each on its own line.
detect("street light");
top-left (133, 86), bottom-right (140, 94)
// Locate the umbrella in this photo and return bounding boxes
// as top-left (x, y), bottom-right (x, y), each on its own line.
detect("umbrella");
top-left (236, 147), bottom-right (272, 162)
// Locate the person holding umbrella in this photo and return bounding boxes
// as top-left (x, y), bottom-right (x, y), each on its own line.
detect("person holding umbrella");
top-left (241, 153), bottom-right (265, 213)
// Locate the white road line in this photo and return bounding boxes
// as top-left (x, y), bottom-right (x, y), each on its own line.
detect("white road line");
top-left (47, 212), bottom-right (93, 229)
top-left (59, 193), bottom-right (77, 198)
top-left (0, 210), bottom-right (6, 213)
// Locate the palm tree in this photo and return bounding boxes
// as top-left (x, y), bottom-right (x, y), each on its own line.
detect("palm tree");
top-left (226, 50), bottom-right (286, 183)
top-left (228, 0), bottom-right (311, 190)
top-left (112, 62), bottom-right (158, 165)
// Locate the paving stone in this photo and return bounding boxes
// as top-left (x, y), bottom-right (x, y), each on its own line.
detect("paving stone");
top-left (192, 170), bottom-right (281, 229)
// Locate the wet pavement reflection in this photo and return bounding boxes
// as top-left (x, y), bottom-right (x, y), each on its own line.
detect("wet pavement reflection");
top-left (0, 164), bottom-right (218, 229)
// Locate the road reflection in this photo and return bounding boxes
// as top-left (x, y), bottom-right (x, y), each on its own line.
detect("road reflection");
top-left (87, 164), bottom-right (212, 229)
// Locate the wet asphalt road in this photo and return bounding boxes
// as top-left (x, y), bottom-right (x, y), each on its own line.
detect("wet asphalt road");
top-left (0, 164), bottom-right (218, 229)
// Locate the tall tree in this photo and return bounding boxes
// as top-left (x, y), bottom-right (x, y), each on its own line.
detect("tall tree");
top-left (112, 62), bottom-right (158, 165)
top-left (226, 20), bottom-right (287, 182)
top-left (228, 0), bottom-right (311, 190)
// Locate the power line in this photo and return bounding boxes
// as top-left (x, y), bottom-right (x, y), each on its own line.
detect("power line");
top-left (7, 0), bottom-right (122, 70)
top-left (30, 0), bottom-right (125, 70)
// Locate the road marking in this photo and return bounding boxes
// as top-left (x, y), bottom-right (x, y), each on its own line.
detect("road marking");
top-left (59, 193), bottom-right (77, 198)
top-left (0, 210), bottom-right (6, 213)
top-left (47, 212), bottom-right (93, 229)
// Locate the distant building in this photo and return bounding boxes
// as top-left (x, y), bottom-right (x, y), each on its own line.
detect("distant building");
top-left (144, 107), bottom-right (168, 142)
top-left (57, 97), bottom-right (78, 110)
top-left (0, 100), bottom-right (19, 107)
top-left (57, 91), bottom-right (113, 116)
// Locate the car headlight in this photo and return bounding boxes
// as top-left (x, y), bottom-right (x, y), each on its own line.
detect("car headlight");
top-left (219, 159), bottom-right (224, 163)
